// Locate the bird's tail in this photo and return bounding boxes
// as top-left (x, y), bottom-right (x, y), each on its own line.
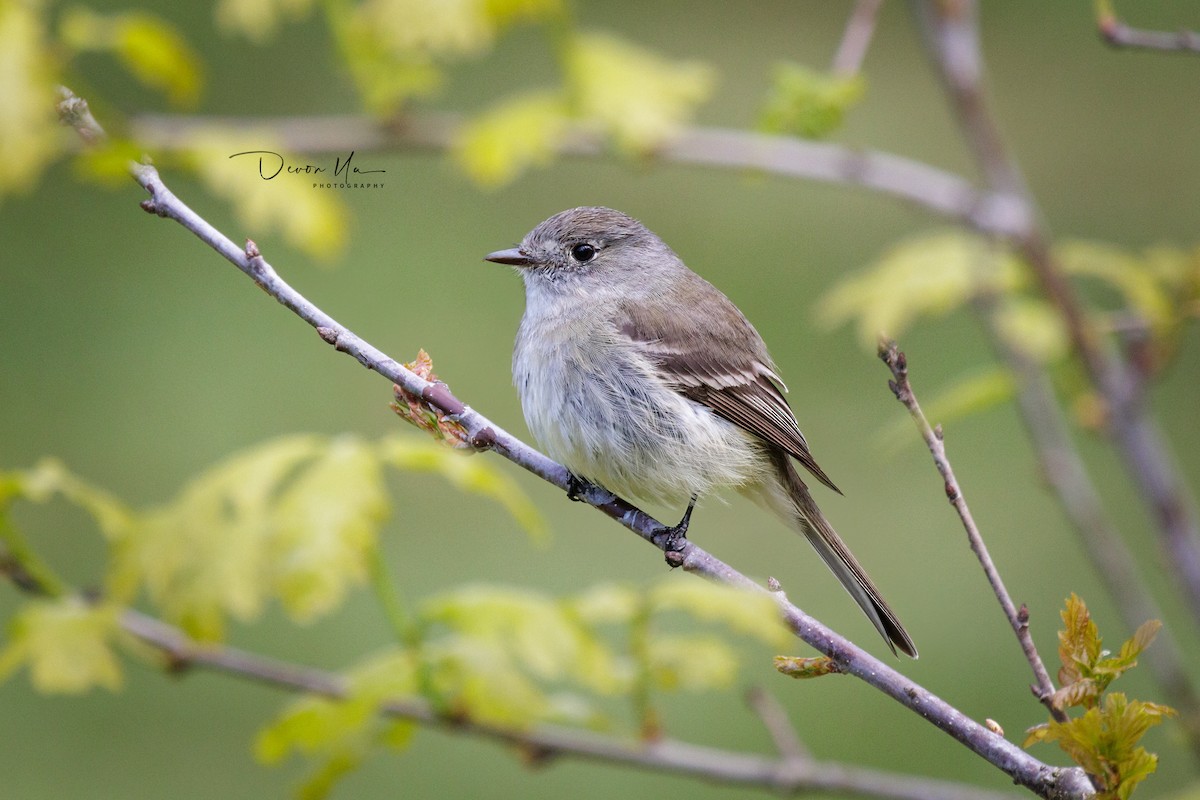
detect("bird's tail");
top-left (758, 451), bottom-right (917, 658)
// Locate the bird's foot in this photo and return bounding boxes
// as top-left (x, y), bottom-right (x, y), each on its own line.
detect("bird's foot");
top-left (565, 472), bottom-right (598, 502)
top-left (658, 495), bottom-right (697, 562)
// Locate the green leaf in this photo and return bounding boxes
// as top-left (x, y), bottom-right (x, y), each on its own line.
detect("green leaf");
top-left (0, 0), bottom-right (61, 195)
top-left (214, 0), bottom-right (314, 43)
top-left (992, 296), bottom-right (1070, 364)
top-left (378, 436), bottom-right (547, 542)
top-left (269, 436), bottom-right (389, 622)
top-left (60, 8), bottom-right (203, 107)
top-left (818, 230), bottom-right (1025, 348)
top-left (454, 91), bottom-right (570, 188)
top-left (879, 367), bottom-right (1015, 453)
top-left (1057, 593), bottom-right (1101, 693)
top-left (645, 634), bottom-right (737, 691)
top-left (0, 598), bottom-right (123, 693)
top-left (184, 130), bottom-right (350, 260)
top-left (649, 578), bottom-right (790, 647)
top-left (119, 435), bottom-right (325, 639)
top-left (566, 582), bottom-right (639, 625)
top-left (758, 62), bottom-right (865, 139)
top-left (567, 31), bottom-right (712, 154)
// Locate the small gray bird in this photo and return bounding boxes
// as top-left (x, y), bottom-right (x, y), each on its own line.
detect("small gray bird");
top-left (486, 207), bottom-right (916, 658)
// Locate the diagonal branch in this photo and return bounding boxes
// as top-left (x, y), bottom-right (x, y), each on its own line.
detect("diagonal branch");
top-left (117, 609), bottom-right (1018, 800)
top-left (879, 342), bottom-right (1065, 723)
top-left (55, 88), bottom-right (1093, 799)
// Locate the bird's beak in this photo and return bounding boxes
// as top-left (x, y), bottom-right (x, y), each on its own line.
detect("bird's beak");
top-left (485, 248), bottom-right (532, 267)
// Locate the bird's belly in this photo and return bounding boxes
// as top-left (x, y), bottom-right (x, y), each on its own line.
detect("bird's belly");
top-left (515, 344), bottom-right (765, 505)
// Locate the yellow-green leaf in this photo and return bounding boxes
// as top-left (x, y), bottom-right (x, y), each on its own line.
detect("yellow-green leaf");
top-left (649, 578), bottom-right (790, 647)
top-left (646, 634), bottom-right (737, 691)
top-left (0, 0), bottom-right (61, 195)
top-left (269, 436), bottom-right (389, 621)
top-left (378, 436), bottom-right (546, 542)
top-left (567, 31), bottom-right (712, 154)
top-left (759, 62), bottom-right (865, 139)
top-left (61, 8), bottom-right (202, 107)
top-left (992, 296), bottom-right (1070, 364)
top-left (455, 91), bottom-right (570, 188)
top-left (120, 435), bottom-right (325, 639)
top-left (214, 0), bottom-right (314, 43)
top-left (0, 598), bottom-right (122, 693)
top-left (819, 231), bottom-right (1024, 348)
top-left (185, 130), bottom-right (349, 260)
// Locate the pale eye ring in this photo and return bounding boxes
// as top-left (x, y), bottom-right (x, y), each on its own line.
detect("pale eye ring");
top-left (570, 243), bottom-right (596, 263)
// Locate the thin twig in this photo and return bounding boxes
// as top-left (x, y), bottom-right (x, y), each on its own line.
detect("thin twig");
top-left (127, 112), bottom-right (1034, 240)
top-left (879, 342), bottom-right (1065, 723)
top-left (116, 609), bottom-right (1019, 800)
top-left (57, 86), bottom-right (1095, 799)
top-left (912, 0), bottom-right (1200, 636)
top-left (832, 0), bottom-right (885, 76)
top-left (1096, 2), bottom-right (1200, 54)
top-left (971, 294), bottom-right (1200, 759)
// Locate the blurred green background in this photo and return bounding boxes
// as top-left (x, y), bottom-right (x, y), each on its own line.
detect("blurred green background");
top-left (3, 1), bottom-right (1199, 798)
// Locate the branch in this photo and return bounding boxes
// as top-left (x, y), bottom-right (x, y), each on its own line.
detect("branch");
top-left (56, 89), bottom-right (1092, 799)
top-left (913, 0), bottom-right (1200, 633)
top-left (117, 609), bottom-right (1017, 800)
top-left (1096, 2), bottom-right (1200, 54)
top-left (878, 342), bottom-right (1065, 722)
top-left (127, 112), bottom-right (1034, 240)
top-left (831, 0), bottom-right (885, 76)
top-left (971, 293), bottom-right (1200, 760)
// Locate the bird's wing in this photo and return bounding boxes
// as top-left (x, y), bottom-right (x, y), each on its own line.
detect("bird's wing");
top-left (616, 294), bottom-right (841, 494)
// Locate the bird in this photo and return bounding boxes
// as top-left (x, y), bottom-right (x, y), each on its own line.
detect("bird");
top-left (485, 206), bottom-right (916, 657)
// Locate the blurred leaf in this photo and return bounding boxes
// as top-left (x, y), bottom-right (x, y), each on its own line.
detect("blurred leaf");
top-left (9, 458), bottom-right (134, 541)
top-left (483, 0), bottom-right (562, 26)
top-left (378, 436), bottom-right (547, 542)
top-left (880, 367), bottom-right (1015, 453)
top-left (421, 585), bottom-right (624, 692)
top-left (214, 0), bottom-right (314, 43)
top-left (818, 231), bottom-right (1024, 348)
top-left (454, 90), bottom-right (570, 188)
top-left (354, 0), bottom-right (496, 56)
top-left (1056, 241), bottom-right (1174, 333)
top-left (646, 634), bottom-right (737, 691)
top-left (775, 654), bottom-right (839, 679)
top-left (73, 137), bottom-right (146, 185)
top-left (566, 582), bottom-right (639, 625)
top-left (758, 62), bottom-right (865, 139)
top-left (992, 296), bottom-right (1070, 364)
top-left (257, 648), bottom-right (418, 798)
top-left (118, 435), bottom-right (325, 639)
top-left (567, 31), bottom-right (712, 153)
top-left (0, 597), bottom-right (122, 693)
top-left (649, 578), bottom-right (790, 647)
top-left (269, 436), bottom-right (389, 621)
top-left (184, 130), bottom-right (349, 260)
top-left (0, 0), bottom-right (62, 195)
top-left (60, 8), bottom-right (203, 107)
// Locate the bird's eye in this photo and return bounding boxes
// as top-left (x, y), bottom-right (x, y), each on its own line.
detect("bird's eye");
top-left (570, 243), bottom-right (596, 263)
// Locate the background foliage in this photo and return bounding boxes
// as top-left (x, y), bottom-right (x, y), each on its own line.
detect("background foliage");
top-left (2, 1), bottom-right (1199, 798)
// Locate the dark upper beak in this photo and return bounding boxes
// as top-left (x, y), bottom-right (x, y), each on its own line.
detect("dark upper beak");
top-left (485, 248), bottom-right (532, 267)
